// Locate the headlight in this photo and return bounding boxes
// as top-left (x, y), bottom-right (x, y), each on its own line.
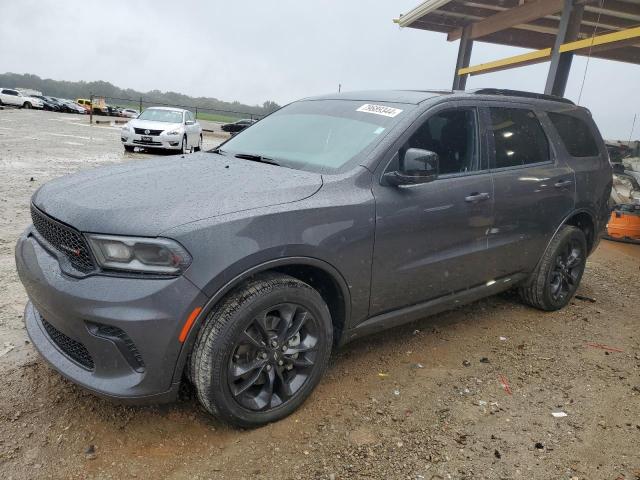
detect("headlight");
top-left (166, 128), bottom-right (182, 135)
top-left (86, 234), bottom-right (192, 275)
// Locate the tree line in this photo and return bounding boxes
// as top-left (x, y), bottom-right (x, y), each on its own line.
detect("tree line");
top-left (0, 72), bottom-right (281, 116)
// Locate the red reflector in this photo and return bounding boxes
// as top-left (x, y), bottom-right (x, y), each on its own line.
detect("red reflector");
top-left (179, 307), bottom-right (202, 343)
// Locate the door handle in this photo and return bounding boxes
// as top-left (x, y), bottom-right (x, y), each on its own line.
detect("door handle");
top-left (554, 179), bottom-right (574, 188)
top-left (465, 192), bottom-right (491, 203)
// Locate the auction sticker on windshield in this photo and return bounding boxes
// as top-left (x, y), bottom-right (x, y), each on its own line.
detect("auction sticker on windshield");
top-left (356, 104), bottom-right (403, 118)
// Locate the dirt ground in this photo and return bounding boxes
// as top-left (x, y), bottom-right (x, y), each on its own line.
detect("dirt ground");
top-left (1, 109), bottom-right (639, 480)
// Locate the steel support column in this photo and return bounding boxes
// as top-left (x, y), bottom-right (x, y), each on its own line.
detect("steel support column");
top-left (545, 0), bottom-right (585, 96)
top-left (452, 26), bottom-right (473, 90)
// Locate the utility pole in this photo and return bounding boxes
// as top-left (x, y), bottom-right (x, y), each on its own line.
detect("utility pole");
top-left (338, 83), bottom-right (341, 93)
top-left (89, 93), bottom-right (93, 125)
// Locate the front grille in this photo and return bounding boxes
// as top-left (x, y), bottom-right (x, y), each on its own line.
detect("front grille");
top-left (30, 205), bottom-right (95, 272)
top-left (41, 317), bottom-right (95, 370)
top-left (134, 128), bottom-right (163, 136)
top-left (133, 139), bottom-right (162, 146)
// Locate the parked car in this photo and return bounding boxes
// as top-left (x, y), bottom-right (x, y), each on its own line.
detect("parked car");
top-left (0, 88), bottom-right (44, 109)
top-left (121, 108), bottom-right (139, 118)
top-left (221, 118), bottom-right (257, 133)
top-left (105, 105), bottom-right (122, 117)
top-left (120, 107), bottom-right (202, 153)
top-left (58, 99), bottom-right (87, 114)
top-left (15, 89), bottom-right (611, 428)
top-left (47, 97), bottom-right (74, 113)
top-left (30, 95), bottom-right (61, 112)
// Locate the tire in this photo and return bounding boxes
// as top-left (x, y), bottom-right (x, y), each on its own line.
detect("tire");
top-left (194, 134), bottom-right (203, 152)
top-left (180, 135), bottom-right (187, 154)
top-left (124, 145), bottom-right (135, 152)
top-left (519, 225), bottom-right (587, 311)
top-left (23, 102), bottom-right (32, 109)
top-left (190, 273), bottom-right (333, 428)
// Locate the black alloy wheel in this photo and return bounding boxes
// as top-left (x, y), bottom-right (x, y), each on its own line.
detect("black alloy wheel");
top-left (519, 225), bottom-right (587, 311)
top-left (548, 238), bottom-right (583, 302)
top-left (227, 302), bottom-right (319, 411)
top-left (190, 273), bottom-right (333, 428)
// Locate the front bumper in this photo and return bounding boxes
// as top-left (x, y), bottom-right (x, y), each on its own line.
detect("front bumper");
top-left (121, 132), bottom-right (182, 150)
top-left (16, 228), bottom-right (208, 404)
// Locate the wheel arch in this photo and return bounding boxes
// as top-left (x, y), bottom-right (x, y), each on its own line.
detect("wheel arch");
top-left (526, 208), bottom-right (597, 287)
top-left (173, 256), bottom-right (351, 385)
top-left (563, 210), bottom-right (596, 254)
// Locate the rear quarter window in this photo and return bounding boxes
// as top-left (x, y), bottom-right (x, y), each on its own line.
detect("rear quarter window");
top-left (547, 112), bottom-right (600, 157)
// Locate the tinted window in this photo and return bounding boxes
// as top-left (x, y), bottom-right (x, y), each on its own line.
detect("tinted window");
top-left (3, 89), bottom-right (18, 95)
top-left (548, 112), bottom-right (599, 157)
top-left (402, 108), bottom-right (478, 175)
top-left (490, 108), bottom-right (549, 168)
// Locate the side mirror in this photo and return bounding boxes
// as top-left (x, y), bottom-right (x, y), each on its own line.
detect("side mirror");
top-left (185, 120), bottom-right (195, 126)
top-left (384, 148), bottom-right (438, 186)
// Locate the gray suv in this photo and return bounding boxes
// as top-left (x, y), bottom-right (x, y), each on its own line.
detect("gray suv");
top-left (16, 89), bottom-right (612, 427)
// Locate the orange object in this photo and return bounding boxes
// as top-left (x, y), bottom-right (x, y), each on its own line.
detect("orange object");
top-left (606, 208), bottom-right (640, 242)
top-left (178, 307), bottom-right (203, 343)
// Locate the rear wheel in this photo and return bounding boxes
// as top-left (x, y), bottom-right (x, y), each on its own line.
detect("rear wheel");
top-left (194, 134), bottom-right (203, 152)
top-left (23, 102), bottom-right (32, 109)
top-left (190, 273), bottom-right (333, 428)
top-left (519, 225), bottom-right (587, 311)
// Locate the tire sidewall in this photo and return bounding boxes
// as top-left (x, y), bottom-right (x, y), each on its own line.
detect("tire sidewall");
top-left (541, 227), bottom-right (587, 309)
top-left (199, 281), bottom-right (332, 427)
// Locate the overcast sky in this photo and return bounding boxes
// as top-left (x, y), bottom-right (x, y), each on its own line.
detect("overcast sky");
top-left (1, 0), bottom-right (638, 138)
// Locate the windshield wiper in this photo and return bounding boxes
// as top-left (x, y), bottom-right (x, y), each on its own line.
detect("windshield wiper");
top-left (234, 153), bottom-right (280, 166)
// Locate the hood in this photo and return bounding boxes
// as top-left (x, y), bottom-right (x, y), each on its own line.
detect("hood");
top-left (32, 152), bottom-right (323, 236)
top-left (128, 119), bottom-right (181, 131)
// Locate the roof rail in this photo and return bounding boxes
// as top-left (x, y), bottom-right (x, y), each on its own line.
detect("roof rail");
top-left (470, 88), bottom-right (575, 105)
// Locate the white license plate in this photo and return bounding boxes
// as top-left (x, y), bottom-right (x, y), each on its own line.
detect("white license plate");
top-left (141, 136), bottom-right (152, 142)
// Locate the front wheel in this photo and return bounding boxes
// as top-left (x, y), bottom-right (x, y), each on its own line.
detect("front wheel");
top-left (124, 145), bottom-right (135, 152)
top-left (190, 273), bottom-right (333, 428)
top-left (519, 225), bottom-right (587, 311)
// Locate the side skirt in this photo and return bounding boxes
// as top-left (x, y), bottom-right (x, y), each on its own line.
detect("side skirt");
top-left (341, 273), bottom-right (527, 344)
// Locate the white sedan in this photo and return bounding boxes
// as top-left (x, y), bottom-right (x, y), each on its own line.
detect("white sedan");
top-left (121, 107), bottom-right (202, 154)
top-left (121, 108), bottom-right (139, 118)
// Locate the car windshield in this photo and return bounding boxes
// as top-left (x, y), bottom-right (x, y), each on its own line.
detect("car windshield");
top-left (220, 99), bottom-right (411, 173)
top-left (138, 109), bottom-right (183, 123)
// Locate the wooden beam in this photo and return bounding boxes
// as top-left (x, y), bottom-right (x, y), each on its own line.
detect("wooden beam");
top-left (458, 48), bottom-right (553, 76)
top-left (457, 25), bottom-right (640, 76)
top-left (447, 0), bottom-right (564, 41)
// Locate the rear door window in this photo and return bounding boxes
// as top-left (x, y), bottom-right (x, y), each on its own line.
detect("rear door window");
top-left (489, 107), bottom-right (550, 168)
top-left (548, 112), bottom-right (599, 157)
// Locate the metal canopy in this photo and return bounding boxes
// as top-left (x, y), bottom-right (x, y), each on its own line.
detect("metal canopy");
top-left (395, 0), bottom-right (640, 94)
